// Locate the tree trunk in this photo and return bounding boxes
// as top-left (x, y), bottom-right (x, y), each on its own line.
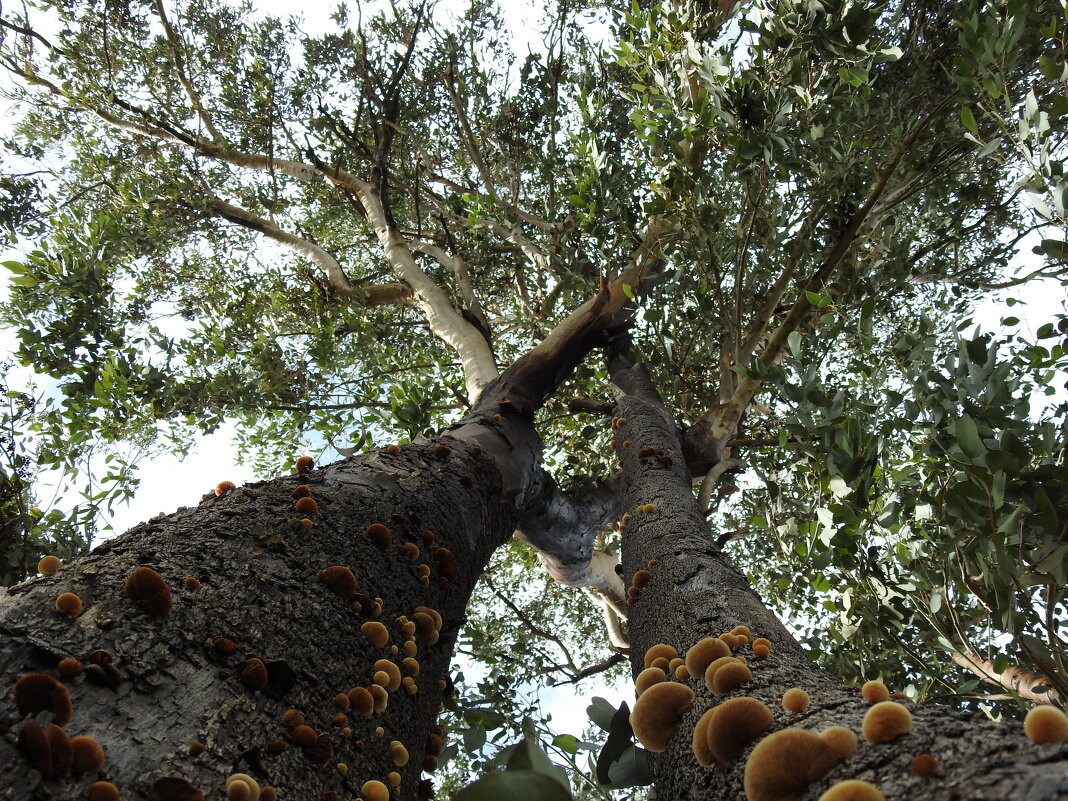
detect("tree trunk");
top-left (0, 438), bottom-right (513, 801)
top-left (612, 358), bottom-right (1068, 801)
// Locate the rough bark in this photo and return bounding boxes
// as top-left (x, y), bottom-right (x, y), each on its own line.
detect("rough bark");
top-left (611, 358), bottom-right (1068, 801)
top-left (0, 435), bottom-right (515, 801)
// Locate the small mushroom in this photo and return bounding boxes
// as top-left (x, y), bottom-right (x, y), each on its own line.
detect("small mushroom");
top-left (862, 701), bottom-right (912, 743)
top-left (295, 456), bottom-right (314, 472)
top-left (361, 781), bottom-right (389, 801)
top-left (215, 481), bottom-right (236, 496)
top-left (635, 667), bottom-right (666, 696)
top-left (57, 658), bottom-right (84, 680)
top-left (294, 497), bottom-right (318, 515)
top-left (367, 523), bottom-right (393, 548)
top-left (38, 556), bottom-right (61, 575)
top-left (629, 681), bottom-right (695, 752)
top-left (743, 729), bottom-right (838, 801)
top-left (643, 643), bottom-right (678, 668)
top-left (54, 592), bottom-right (83, 618)
top-left (70, 735), bottom-right (106, 773)
top-left (910, 753), bottom-right (939, 777)
top-left (685, 637), bottom-right (730, 677)
top-left (1024, 705), bottom-right (1068, 743)
top-left (13, 673), bottom-right (73, 725)
top-left (704, 697), bottom-right (774, 764)
top-left (349, 687), bottom-right (374, 716)
top-left (816, 780), bottom-right (885, 801)
top-left (782, 688), bottom-right (810, 713)
top-left (710, 660), bottom-right (752, 694)
top-left (88, 782), bottom-right (120, 801)
top-left (820, 726), bottom-right (858, 759)
top-left (389, 740), bottom-right (410, 766)
top-left (123, 566), bottom-right (172, 616)
top-left (239, 657), bottom-right (269, 691)
top-left (861, 680), bottom-right (889, 704)
top-left (374, 659), bottom-right (402, 692)
top-left (317, 566), bottom-right (357, 600)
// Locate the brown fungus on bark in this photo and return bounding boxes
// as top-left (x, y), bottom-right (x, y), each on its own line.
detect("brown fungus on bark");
top-left (635, 667), bottom-right (667, 696)
top-left (17, 721), bottom-right (53, 776)
top-left (630, 681), bottom-right (695, 752)
top-left (317, 565), bottom-right (357, 600)
top-left (686, 637), bottom-right (731, 677)
top-left (213, 636), bottom-right (237, 656)
top-left (390, 740), bottom-right (410, 766)
top-left (225, 773), bottom-right (260, 801)
top-left (434, 443), bottom-right (451, 458)
top-left (743, 729), bottom-right (839, 801)
top-left (13, 673), bottom-right (73, 725)
top-left (38, 555), bottom-right (61, 575)
top-left (1024, 706), bottom-right (1068, 743)
top-left (123, 566), bottom-right (172, 616)
top-left (291, 484), bottom-right (311, 498)
top-left (239, 657), bottom-right (268, 691)
top-left (704, 656), bottom-right (743, 692)
top-left (752, 643), bottom-right (771, 659)
top-left (182, 576), bottom-right (200, 591)
top-left (782, 688), bottom-right (811, 712)
top-left (57, 657), bottom-right (83, 680)
top-left (399, 542), bottom-right (421, 560)
top-left (434, 547), bottom-right (459, 580)
top-left (295, 497), bottom-right (318, 516)
top-left (304, 732), bottom-right (333, 764)
top-left (704, 697), bottom-right (774, 765)
top-left (54, 592), bottom-right (83, 617)
top-left (369, 683), bottom-right (389, 713)
top-left (349, 686), bottom-right (374, 716)
top-left (188, 742), bottom-right (204, 756)
top-left (817, 780), bottom-right (885, 801)
top-left (862, 702), bottom-right (912, 743)
top-left (361, 780), bottom-right (389, 801)
top-left (632, 569), bottom-right (652, 589)
top-left (643, 643), bottom-right (678, 668)
top-left (295, 456), bottom-right (314, 472)
top-left (861, 680), bottom-right (889, 704)
top-left (820, 726), bottom-right (858, 759)
top-left (910, 753), bottom-right (939, 777)
top-left (374, 659), bottom-right (402, 691)
top-left (367, 523), bottom-right (393, 548)
top-left (88, 782), bottom-right (120, 801)
top-left (70, 735), bottom-right (105, 773)
top-left (215, 481), bottom-right (236, 496)
top-left (386, 444), bottom-right (401, 454)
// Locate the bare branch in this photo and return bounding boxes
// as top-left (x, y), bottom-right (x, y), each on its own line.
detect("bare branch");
top-left (151, 0), bottom-right (224, 143)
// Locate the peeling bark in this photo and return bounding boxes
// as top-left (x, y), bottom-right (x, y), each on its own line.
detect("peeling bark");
top-left (611, 357), bottom-right (1068, 801)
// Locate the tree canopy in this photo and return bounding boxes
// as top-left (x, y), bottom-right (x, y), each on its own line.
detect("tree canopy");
top-left (1, 0), bottom-right (1067, 795)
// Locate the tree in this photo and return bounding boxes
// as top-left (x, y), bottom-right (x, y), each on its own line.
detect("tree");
top-left (0, 0), bottom-right (1066, 799)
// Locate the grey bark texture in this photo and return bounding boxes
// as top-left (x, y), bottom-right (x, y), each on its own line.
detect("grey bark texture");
top-left (612, 358), bottom-right (1068, 801)
top-left (0, 438), bottom-right (513, 801)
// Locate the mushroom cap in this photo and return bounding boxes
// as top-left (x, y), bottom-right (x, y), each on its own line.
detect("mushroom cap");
top-left (629, 681), bottom-right (695, 752)
top-left (413, 611), bottom-right (440, 645)
top-left (644, 643), bottom-right (679, 668)
top-left (349, 686), bottom-right (374, 716)
top-left (743, 728), bottom-right (839, 801)
top-left (369, 683), bottom-right (389, 712)
top-left (403, 657), bottom-right (420, 676)
top-left (390, 740), bottom-right (410, 766)
top-left (782, 688), bottom-right (811, 713)
top-left (17, 721), bottom-right (53, 776)
top-left (752, 643), bottom-right (771, 659)
top-left (374, 659), bottom-right (402, 691)
top-left (692, 708), bottom-right (719, 767)
top-left (294, 497), bottom-right (318, 515)
top-left (240, 657), bottom-right (268, 690)
top-left (123, 566), bottom-right (172, 616)
top-left (318, 566), bottom-right (358, 600)
top-left (686, 637), bottom-right (731, 677)
top-left (816, 780), bottom-right (885, 801)
top-left (226, 774), bottom-right (260, 801)
top-left (711, 660), bottom-right (753, 694)
top-left (57, 658), bottom-right (84, 680)
top-left (215, 481), bottom-right (236, 496)
top-left (704, 656), bottom-right (743, 692)
top-left (731, 625), bottom-right (754, 639)
top-left (14, 673), bottom-right (73, 726)
top-left (705, 697), bottom-right (774, 764)
top-left (88, 782), bottom-right (120, 801)
top-left (55, 592), bottom-right (83, 617)
top-left (38, 556), bottom-right (62, 575)
top-left (1024, 706), bottom-right (1068, 743)
top-left (70, 735), bottom-right (106, 773)
top-left (860, 680), bottom-right (889, 703)
top-left (46, 724), bottom-right (72, 777)
top-left (910, 753), bottom-right (939, 777)
top-left (295, 456), bottom-right (314, 471)
top-left (635, 667), bottom-right (667, 696)
top-left (362, 780), bottom-right (390, 801)
top-left (361, 621), bottom-right (390, 648)
top-left (820, 726), bottom-right (858, 759)
top-left (862, 701), bottom-right (912, 743)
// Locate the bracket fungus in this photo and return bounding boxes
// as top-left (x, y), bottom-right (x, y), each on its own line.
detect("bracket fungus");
top-left (55, 592), bottom-right (83, 618)
top-left (70, 735), bottom-right (106, 773)
top-left (226, 773), bottom-right (261, 801)
top-left (295, 456), bottom-right (314, 472)
top-left (182, 577), bottom-right (201, 591)
top-left (318, 566), bottom-right (358, 601)
top-left (782, 689), bottom-right (811, 713)
top-left (816, 780), bottom-right (885, 801)
top-left (239, 658), bottom-right (268, 691)
top-left (710, 660), bottom-right (752, 694)
top-left (215, 481), bottom-right (236, 496)
top-left (369, 683), bottom-right (389, 713)
top-left (686, 637), bottom-right (731, 677)
top-left (860, 680), bottom-right (889, 704)
top-left (743, 729), bottom-right (839, 801)
top-left (862, 701), bottom-right (912, 743)
top-left (635, 667), bottom-right (667, 696)
top-left (700, 697), bottom-right (774, 766)
top-left (374, 659), bottom-right (402, 692)
top-left (820, 726), bottom-right (858, 759)
top-left (38, 555), bottom-right (61, 575)
top-left (13, 673), bottom-right (73, 725)
top-left (390, 740), bottom-right (410, 766)
top-left (704, 656), bottom-right (743, 692)
top-left (630, 681), bottom-right (695, 751)
top-left (361, 780), bottom-right (389, 801)
top-left (1024, 705), bottom-right (1068, 743)
top-left (367, 523), bottom-right (393, 548)
top-left (291, 484), bottom-right (311, 498)
top-left (57, 657), bottom-right (84, 680)
top-left (123, 566), bottom-right (172, 616)
top-left (910, 753), bottom-right (939, 777)
top-left (294, 497), bottom-right (318, 516)
top-left (88, 782), bottom-right (120, 801)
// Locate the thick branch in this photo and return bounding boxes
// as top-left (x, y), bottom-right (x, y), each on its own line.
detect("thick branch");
top-left (952, 649), bottom-right (1063, 706)
top-left (204, 195), bottom-right (354, 295)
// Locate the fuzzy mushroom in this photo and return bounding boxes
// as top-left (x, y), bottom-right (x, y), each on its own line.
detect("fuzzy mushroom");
top-left (743, 729), bottom-right (839, 801)
top-left (1024, 706), bottom-right (1068, 743)
top-left (123, 566), bottom-right (172, 616)
top-left (862, 701), bottom-right (912, 743)
top-left (816, 780), bottom-right (885, 801)
top-left (629, 681), bottom-right (695, 752)
top-left (686, 637), bottom-right (731, 677)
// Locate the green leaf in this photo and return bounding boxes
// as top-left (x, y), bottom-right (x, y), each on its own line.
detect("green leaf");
top-left (455, 771), bottom-right (574, 801)
top-left (960, 105), bottom-right (979, 135)
top-left (586, 697), bottom-right (618, 732)
top-left (607, 745), bottom-right (653, 788)
top-left (595, 701), bottom-right (634, 784)
top-left (955, 415), bottom-right (986, 459)
top-left (622, 283), bottom-right (635, 300)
